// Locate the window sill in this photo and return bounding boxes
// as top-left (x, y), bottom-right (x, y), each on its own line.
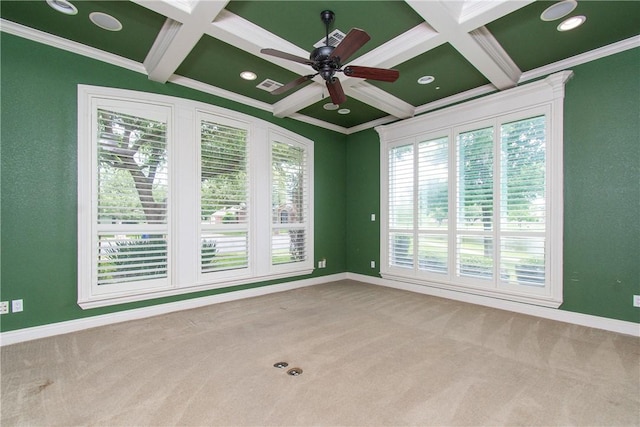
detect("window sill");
top-left (380, 272), bottom-right (562, 309)
top-left (78, 268), bottom-right (314, 309)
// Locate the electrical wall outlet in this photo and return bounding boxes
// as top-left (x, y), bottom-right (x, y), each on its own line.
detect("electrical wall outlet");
top-left (370, 261), bottom-right (376, 269)
top-left (12, 299), bottom-right (23, 313)
top-left (371, 213), bottom-right (376, 221)
top-left (633, 295), bottom-right (640, 308)
top-left (0, 301), bottom-right (8, 315)
top-left (317, 259), bottom-right (327, 268)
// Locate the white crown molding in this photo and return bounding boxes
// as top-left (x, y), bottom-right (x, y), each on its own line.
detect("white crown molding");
top-left (414, 83), bottom-right (497, 116)
top-left (519, 35), bottom-right (640, 84)
top-left (168, 74), bottom-right (274, 113)
top-left (0, 273), bottom-right (348, 347)
top-left (3, 18), bottom-right (637, 137)
top-left (288, 113), bottom-right (349, 134)
top-left (345, 115), bottom-right (399, 135)
top-left (343, 36), bottom-right (638, 135)
top-left (0, 19), bottom-right (347, 134)
top-left (347, 273), bottom-right (640, 337)
top-left (0, 19), bottom-right (146, 75)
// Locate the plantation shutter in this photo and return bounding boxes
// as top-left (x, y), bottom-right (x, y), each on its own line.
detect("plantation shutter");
top-left (95, 108), bottom-right (169, 286)
top-left (200, 119), bottom-right (249, 273)
top-left (271, 140), bottom-right (309, 265)
top-left (456, 127), bottom-right (494, 280)
top-left (388, 144), bottom-right (414, 268)
top-left (417, 137), bottom-right (449, 273)
top-left (499, 116), bottom-right (546, 286)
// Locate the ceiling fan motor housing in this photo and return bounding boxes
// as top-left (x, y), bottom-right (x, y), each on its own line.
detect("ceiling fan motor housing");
top-left (310, 45), bottom-right (339, 81)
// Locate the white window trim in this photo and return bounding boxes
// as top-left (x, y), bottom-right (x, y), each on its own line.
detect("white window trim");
top-left (377, 71), bottom-right (572, 308)
top-left (78, 85), bottom-right (314, 309)
top-left (268, 130), bottom-right (315, 276)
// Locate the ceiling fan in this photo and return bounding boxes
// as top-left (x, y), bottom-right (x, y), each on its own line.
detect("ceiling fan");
top-left (260, 10), bottom-right (400, 105)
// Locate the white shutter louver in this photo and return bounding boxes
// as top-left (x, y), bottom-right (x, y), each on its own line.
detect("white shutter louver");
top-left (388, 144), bottom-right (414, 268)
top-left (96, 109), bottom-right (169, 286)
top-left (200, 119), bottom-right (249, 273)
top-left (271, 141), bottom-right (308, 265)
top-left (500, 116), bottom-right (546, 286)
top-left (418, 137), bottom-right (448, 273)
top-left (456, 127), bottom-right (494, 280)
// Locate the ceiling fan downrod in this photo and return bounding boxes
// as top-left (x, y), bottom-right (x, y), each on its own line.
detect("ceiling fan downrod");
top-left (311, 10), bottom-right (338, 81)
top-left (320, 10), bottom-right (335, 47)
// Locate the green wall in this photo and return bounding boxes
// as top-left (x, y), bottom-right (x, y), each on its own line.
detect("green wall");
top-left (346, 129), bottom-right (381, 275)
top-left (561, 48), bottom-right (639, 322)
top-left (345, 48), bottom-right (640, 324)
top-left (0, 33), bottom-right (346, 332)
top-left (1, 33), bottom-right (638, 333)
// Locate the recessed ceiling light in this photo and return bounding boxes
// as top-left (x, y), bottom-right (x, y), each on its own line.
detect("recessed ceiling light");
top-left (89, 12), bottom-right (122, 31)
top-left (240, 71), bottom-right (257, 80)
top-left (540, 0), bottom-right (577, 21)
top-left (338, 108), bottom-right (350, 115)
top-left (557, 15), bottom-right (586, 31)
top-left (323, 103), bottom-right (339, 110)
top-left (46, 0), bottom-right (78, 15)
top-left (417, 75), bottom-right (435, 85)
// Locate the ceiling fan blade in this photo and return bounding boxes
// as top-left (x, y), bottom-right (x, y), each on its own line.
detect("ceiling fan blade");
top-left (260, 48), bottom-right (313, 66)
top-left (329, 28), bottom-right (370, 64)
top-left (326, 77), bottom-right (346, 105)
top-left (270, 75), bottom-right (316, 95)
top-left (343, 65), bottom-right (400, 82)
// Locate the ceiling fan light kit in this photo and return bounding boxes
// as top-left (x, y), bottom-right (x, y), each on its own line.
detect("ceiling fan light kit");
top-left (260, 10), bottom-right (399, 105)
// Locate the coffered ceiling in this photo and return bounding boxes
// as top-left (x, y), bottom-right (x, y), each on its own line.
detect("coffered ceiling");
top-left (2, 0), bottom-right (638, 133)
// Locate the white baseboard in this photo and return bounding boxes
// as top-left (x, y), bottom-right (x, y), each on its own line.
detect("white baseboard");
top-left (2, 272), bottom-right (637, 345)
top-left (0, 273), bottom-right (347, 346)
top-left (347, 272), bottom-right (640, 337)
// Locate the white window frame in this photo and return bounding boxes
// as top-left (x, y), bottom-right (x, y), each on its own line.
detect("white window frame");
top-left (78, 86), bottom-right (314, 309)
top-left (377, 71), bottom-right (572, 308)
top-left (269, 131), bottom-right (314, 275)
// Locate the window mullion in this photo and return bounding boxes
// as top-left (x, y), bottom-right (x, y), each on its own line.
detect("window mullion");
top-left (448, 129), bottom-right (456, 280)
top-left (493, 120), bottom-right (501, 287)
top-left (413, 139), bottom-right (419, 270)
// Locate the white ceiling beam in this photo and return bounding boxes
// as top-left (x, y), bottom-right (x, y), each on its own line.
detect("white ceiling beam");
top-left (405, 0), bottom-right (520, 90)
top-left (143, 0), bottom-right (229, 83)
top-left (347, 83), bottom-right (415, 119)
top-left (457, 0), bottom-right (535, 32)
top-left (272, 84), bottom-right (326, 118)
top-left (130, 0), bottom-right (193, 23)
top-left (344, 22), bottom-right (444, 69)
top-left (206, 9), bottom-right (312, 77)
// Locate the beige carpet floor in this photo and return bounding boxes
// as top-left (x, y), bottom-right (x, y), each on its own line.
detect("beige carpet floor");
top-left (1, 280), bottom-right (639, 426)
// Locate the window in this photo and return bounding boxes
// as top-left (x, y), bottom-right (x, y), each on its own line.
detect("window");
top-left (199, 114), bottom-right (250, 275)
top-left (271, 138), bottom-right (310, 266)
top-left (78, 86), bottom-right (313, 308)
top-left (378, 72), bottom-right (571, 307)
